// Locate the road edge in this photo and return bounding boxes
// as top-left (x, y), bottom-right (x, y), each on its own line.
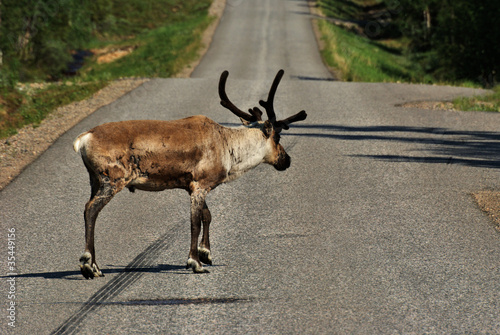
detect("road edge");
top-left (175, 0), bottom-right (227, 78)
top-left (308, 0), bottom-right (341, 80)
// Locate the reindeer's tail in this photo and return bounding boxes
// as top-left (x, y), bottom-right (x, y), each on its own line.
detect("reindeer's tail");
top-left (73, 132), bottom-right (92, 154)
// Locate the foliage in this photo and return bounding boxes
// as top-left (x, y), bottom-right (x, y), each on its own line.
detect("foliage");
top-left (0, 0), bottom-right (211, 83)
top-left (394, 0), bottom-right (500, 86)
top-left (316, 0), bottom-right (434, 84)
top-left (317, 0), bottom-right (499, 87)
top-left (0, 0), bottom-right (95, 79)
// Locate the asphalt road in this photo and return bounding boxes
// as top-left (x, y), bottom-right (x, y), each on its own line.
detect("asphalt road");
top-left (1, 0), bottom-right (500, 334)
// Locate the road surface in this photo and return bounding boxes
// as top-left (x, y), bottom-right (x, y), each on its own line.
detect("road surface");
top-left (1, 0), bottom-right (499, 333)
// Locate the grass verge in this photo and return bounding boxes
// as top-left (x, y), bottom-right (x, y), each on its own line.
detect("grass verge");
top-left (452, 86), bottom-right (500, 113)
top-left (315, 0), bottom-right (499, 112)
top-left (318, 20), bottom-right (431, 83)
top-left (316, 0), bottom-right (439, 84)
top-left (0, 82), bottom-right (107, 139)
top-left (83, 15), bottom-right (213, 81)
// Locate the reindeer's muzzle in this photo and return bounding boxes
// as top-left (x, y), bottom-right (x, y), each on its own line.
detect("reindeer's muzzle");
top-left (274, 151), bottom-right (291, 171)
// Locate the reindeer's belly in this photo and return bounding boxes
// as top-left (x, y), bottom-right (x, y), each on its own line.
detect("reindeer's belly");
top-left (127, 172), bottom-right (194, 192)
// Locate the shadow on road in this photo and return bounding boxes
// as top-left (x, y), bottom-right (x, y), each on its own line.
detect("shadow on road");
top-left (285, 124), bottom-right (500, 169)
top-left (1, 264), bottom-right (189, 280)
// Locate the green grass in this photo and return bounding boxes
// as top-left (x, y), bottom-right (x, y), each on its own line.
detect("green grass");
top-left (76, 0), bottom-right (214, 81)
top-left (318, 20), bottom-right (431, 83)
top-left (83, 14), bottom-right (212, 80)
top-left (107, 0), bottom-right (210, 37)
top-left (318, 0), bottom-right (382, 20)
top-left (452, 86), bottom-right (500, 112)
top-left (317, 0), bottom-right (432, 83)
top-left (316, 0), bottom-right (482, 86)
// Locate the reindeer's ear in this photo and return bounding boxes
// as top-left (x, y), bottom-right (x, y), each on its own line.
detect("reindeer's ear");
top-left (240, 118), bottom-right (252, 126)
top-left (262, 120), bottom-right (274, 138)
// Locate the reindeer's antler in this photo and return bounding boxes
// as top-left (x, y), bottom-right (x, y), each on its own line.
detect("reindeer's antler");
top-left (258, 69), bottom-right (284, 123)
top-left (219, 71), bottom-right (262, 124)
top-left (275, 110), bottom-right (307, 131)
top-left (219, 69), bottom-right (307, 129)
top-left (259, 69), bottom-right (307, 132)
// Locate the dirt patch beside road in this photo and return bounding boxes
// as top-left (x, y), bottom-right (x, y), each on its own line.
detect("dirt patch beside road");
top-left (473, 191), bottom-right (500, 232)
top-left (399, 100), bottom-right (457, 111)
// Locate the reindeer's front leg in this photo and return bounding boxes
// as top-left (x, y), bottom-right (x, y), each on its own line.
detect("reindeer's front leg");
top-left (198, 201), bottom-right (212, 265)
top-left (186, 187), bottom-right (209, 273)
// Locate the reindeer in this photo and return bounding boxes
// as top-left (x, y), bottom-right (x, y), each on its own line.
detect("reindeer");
top-left (73, 70), bottom-right (307, 279)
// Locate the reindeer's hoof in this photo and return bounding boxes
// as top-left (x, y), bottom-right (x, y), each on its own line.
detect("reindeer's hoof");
top-left (79, 252), bottom-right (104, 279)
top-left (198, 247), bottom-right (213, 265)
top-left (186, 258), bottom-right (209, 274)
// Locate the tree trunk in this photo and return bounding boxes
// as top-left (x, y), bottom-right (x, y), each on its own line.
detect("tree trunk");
top-left (423, 6), bottom-right (431, 39)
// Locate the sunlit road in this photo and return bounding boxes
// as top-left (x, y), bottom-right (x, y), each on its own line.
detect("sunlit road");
top-left (1, 0), bottom-right (499, 333)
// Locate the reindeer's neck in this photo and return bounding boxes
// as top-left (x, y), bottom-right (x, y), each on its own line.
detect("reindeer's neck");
top-left (222, 127), bottom-right (269, 183)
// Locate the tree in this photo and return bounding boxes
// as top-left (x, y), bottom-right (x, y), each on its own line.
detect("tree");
top-left (394, 0), bottom-right (499, 85)
top-left (435, 0), bottom-right (499, 85)
top-left (0, 0), bottom-right (106, 80)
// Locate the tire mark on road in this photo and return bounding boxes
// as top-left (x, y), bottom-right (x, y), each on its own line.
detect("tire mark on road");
top-left (51, 228), bottom-right (180, 335)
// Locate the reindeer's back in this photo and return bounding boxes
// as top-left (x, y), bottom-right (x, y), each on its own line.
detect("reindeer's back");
top-left (75, 116), bottom-right (229, 191)
top-left (86, 116), bottom-right (220, 150)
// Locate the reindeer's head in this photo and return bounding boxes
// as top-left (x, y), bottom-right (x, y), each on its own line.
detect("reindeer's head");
top-left (219, 70), bottom-right (307, 171)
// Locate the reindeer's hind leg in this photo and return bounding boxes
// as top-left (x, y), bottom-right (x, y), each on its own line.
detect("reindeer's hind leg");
top-left (186, 186), bottom-right (210, 273)
top-left (198, 201), bottom-right (212, 265)
top-left (80, 168), bottom-right (124, 279)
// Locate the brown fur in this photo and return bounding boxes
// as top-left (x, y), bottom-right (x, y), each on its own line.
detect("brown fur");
top-left (80, 116), bottom-right (229, 192)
